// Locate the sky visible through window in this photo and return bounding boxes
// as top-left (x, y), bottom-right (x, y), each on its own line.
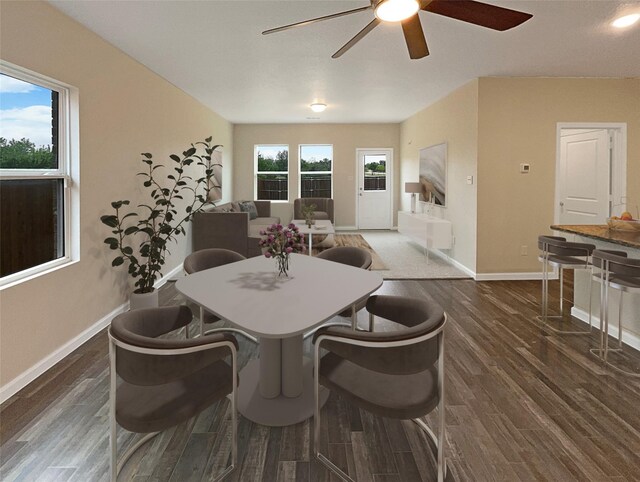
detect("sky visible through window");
top-left (300, 144), bottom-right (332, 165)
top-left (0, 73), bottom-right (53, 148)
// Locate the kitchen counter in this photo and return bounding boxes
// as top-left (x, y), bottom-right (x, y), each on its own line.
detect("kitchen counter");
top-left (550, 224), bottom-right (640, 349)
top-left (550, 224), bottom-right (640, 249)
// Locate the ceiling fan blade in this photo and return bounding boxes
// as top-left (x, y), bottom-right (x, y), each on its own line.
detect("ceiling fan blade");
top-left (423, 0), bottom-right (532, 31)
top-left (402, 14), bottom-right (429, 59)
top-left (332, 18), bottom-right (381, 58)
top-left (262, 5), bottom-right (372, 35)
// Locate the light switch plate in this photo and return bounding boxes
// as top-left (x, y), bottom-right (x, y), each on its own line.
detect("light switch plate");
top-left (466, 176), bottom-right (473, 185)
top-left (520, 163), bottom-right (530, 173)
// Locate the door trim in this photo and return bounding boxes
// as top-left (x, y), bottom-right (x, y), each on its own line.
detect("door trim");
top-left (554, 123), bottom-right (627, 225)
top-left (355, 148), bottom-right (394, 230)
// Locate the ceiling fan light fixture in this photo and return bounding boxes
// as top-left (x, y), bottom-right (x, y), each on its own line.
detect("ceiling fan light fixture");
top-left (375, 0), bottom-right (420, 22)
top-left (310, 103), bottom-right (327, 113)
top-left (611, 13), bottom-right (640, 28)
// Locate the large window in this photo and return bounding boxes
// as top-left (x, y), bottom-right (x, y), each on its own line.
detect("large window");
top-left (299, 144), bottom-right (332, 198)
top-left (363, 154), bottom-right (386, 191)
top-left (0, 62), bottom-right (79, 287)
top-left (255, 145), bottom-right (288, 201)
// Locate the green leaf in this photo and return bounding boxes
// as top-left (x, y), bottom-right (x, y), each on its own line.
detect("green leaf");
top-left (124, 226), bottom-right (138, 235)
top-left (184, 147), bottom-right (196, 157)
top-left (101, 215), bottom-right (118, 228)
top-left (205, 136), bottom-right (212, 142)
top-left (143, 180), bottom-right (152, 187)
top-left (122, 246), bottom-right (133, 255)
top-left (170, 154), bottom-right (181, 163)
top-left (112, 257), bottom-right (124, 267)
top-left (142, 152), bottom-right (152, 158)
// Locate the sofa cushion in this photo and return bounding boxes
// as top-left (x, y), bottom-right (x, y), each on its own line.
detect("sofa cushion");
top-left (249, 217), bottom-right (280, 227)
top-left (239, 201), bottom-right (258, 220)
top-left (230, 202), bottom-right (241, 212)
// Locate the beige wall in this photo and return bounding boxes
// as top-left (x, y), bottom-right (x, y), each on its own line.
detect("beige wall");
top-left (233, 124), bottom-right (401, 227)
top-left (477, 77), bottom-right (640, 274)
top-left (399, 80), bottom-right (479, 273)
top-left (0, 1), bottom-right (233, 386)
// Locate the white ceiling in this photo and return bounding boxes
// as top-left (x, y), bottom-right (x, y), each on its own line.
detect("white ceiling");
top-left (49, 0), bottom-right (640, 124)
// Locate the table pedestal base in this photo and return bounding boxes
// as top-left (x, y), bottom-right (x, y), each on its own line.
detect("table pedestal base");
top-left (238, 356), bottom-right (329, 426)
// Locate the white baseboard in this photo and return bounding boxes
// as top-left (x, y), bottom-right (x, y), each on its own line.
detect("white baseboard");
top-left (335, 225), bottom-right (357, 231)
top-left (475, 272), bottom-right (557, 281)
top-left (571, 306), bottom-right (640, 352)
top-left (0, 301), bottom-right (127, 404)
top-left (0, 262), bottom-right (184, 405)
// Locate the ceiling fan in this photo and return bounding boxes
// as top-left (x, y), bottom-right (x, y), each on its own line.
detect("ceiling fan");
top-left (262, 0), bottom-right (533, 60)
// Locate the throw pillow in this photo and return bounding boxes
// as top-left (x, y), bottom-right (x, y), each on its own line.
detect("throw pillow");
top-left (239, 201), bottom-right (258, 220)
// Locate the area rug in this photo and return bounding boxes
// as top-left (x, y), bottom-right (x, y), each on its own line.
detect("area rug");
top-left (359, 231), bottom-right (471, 280)
top-left (312, 234), bottom-right (387, 270)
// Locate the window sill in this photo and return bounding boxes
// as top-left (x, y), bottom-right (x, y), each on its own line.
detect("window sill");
top-left (0, 257), bottom-right (79, 291)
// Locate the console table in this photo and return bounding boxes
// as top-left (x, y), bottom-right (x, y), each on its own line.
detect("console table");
top-left (397, 212), bottom-right (453, 253)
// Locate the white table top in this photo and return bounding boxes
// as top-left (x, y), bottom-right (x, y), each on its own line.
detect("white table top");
top-left (176, 253), bottom-right (382, 338)
top-left (291, 219), bottom-right (335, 235)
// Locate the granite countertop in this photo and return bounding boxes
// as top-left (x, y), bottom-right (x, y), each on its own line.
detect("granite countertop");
top-left (551, 225), bottom-right (640, 249)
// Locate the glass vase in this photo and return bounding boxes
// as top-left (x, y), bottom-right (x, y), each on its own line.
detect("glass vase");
top-left (275, 253), bottom-right (290, 278)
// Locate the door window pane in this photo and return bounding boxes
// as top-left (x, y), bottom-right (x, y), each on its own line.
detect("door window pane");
top-left (363, 154), bottom-right (386, 191)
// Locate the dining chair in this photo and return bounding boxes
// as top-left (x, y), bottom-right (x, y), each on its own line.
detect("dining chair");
top-left (313, 295), bottom-right (447, 482)
top-left (184, 248), bottom-right (257, 342)
top-left (316, 246), bottom-right (373, 330)
top-left (537, 235), bottom-right (595, 334)
top-left (108, 305), bottom-right (238, 481)
top-left (590, 250), bottom-right (640, 376)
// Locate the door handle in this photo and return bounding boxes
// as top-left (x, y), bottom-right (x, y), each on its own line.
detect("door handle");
top-left (560, 202), bottom-right (564, 207)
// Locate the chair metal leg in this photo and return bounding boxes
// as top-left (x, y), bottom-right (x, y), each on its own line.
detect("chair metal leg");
top-left (369, 312), bottom-right (374, 333)
top-left (537, 262), bottom-right (591, 335)
top-left (109, 339), bottom-right (117, 482)
top-left (351, 305), bottom-right (357, 331)
top-left (559, 267), bottom-right (564, 314)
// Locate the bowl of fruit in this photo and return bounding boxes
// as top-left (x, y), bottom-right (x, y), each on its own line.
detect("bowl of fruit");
top-left (607, 211), bottom-right (640, 232)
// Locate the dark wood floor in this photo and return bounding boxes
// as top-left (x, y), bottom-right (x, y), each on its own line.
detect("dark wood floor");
top-left (2, 278), bottom-right (640, 481)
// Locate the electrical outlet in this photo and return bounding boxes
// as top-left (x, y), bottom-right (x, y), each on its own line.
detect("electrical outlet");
top-left (520, 245), bottom-right (528, 256)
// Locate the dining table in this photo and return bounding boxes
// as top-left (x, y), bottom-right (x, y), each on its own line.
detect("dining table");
top-left (176, 252), bottom-right (383, 426)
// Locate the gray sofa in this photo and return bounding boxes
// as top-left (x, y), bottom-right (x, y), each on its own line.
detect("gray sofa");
top-left (192, 200), bottom-right (280, 257)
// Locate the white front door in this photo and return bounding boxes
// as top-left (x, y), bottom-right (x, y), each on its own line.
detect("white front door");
top-left (357, 149), bottom-right (392, 229)
top-left (558, 129), bottom-right (610, 224)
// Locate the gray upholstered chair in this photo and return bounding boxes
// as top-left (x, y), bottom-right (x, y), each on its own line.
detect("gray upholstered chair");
top-left (294, 198), bottom-right (335, 223)
top-left (108, 306), bottom-right (238, 481)
top-left (316, 246), bottom-right (373, 329)
top-left (590, 250), bottom-right (640, 377)
top-left (183, 248), bottom-right (257, 343)
top-left (313, 295), bottom-right (447, 482)
top-left (538, 235), bottom-right (595, 334)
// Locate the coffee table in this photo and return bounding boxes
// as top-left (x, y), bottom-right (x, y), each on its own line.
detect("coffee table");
top-left (292, 219), bottom-right (335, 255)
top-left (176, 253), bottom-right (382, 426)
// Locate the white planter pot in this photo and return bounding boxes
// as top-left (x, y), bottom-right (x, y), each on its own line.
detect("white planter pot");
top-left (129, 289), bottom-right (159, 311)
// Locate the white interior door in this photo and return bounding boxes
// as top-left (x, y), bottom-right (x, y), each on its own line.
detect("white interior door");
top-left (357, 149), bottom-right (392, 229)
top-left (558, 129), bottom-right (610, 224)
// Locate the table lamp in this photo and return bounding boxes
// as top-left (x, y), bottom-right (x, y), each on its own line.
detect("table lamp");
top-left (405, 182), bottom-right (422, 213)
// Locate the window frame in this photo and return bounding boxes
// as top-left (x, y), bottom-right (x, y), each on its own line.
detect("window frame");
top-left (254, 144), bottom-right (289, 203)
top-left (0, 61), bottom-right (80, 289)
top-left (298, 144), bottom-right (333, 199)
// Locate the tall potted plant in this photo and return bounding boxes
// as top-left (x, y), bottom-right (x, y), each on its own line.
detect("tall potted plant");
top-left (101, 136), bottom-right (219, 309)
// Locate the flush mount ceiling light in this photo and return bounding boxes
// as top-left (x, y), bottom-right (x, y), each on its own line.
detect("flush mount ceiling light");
top-left (310, 103), bottom-right (327, 113)
top-left (612, 13), bottom-right (640, 28)
top-left (375, 0), bottom-right (420, 22)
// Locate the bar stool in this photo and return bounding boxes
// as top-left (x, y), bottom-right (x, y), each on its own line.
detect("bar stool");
top-left (537, 236), bottom-right (595, 334)
top-left (590, 250), bottom-right (640, 377)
